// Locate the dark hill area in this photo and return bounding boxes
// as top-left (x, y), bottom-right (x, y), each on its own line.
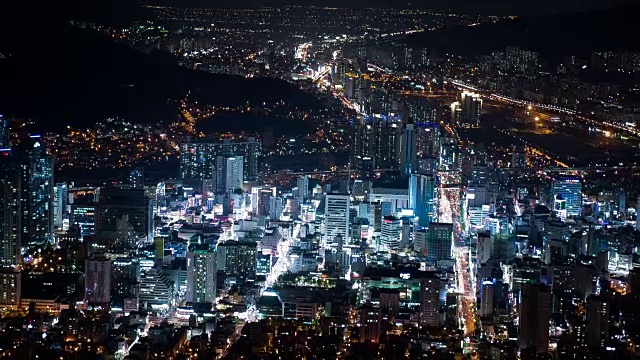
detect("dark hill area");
top-left (406, 2), bottom-right (640, 62)
top-left (0, 1), bottom-right (320, 132)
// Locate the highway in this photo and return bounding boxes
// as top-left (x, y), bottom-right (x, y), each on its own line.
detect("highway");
top-left (446, 78), bottom-right (640, 139)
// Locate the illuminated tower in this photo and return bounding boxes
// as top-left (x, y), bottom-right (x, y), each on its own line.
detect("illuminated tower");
top-left (19, 136), bottom-right (54, 245)
top-left (400, 123), bottom-right (417, 176)
top-left (409, 173), bottom-right (436, 228)
top-left (0, 156), bottom-right (21, 266)
top-left (186, 246), bottom-right (216, 304)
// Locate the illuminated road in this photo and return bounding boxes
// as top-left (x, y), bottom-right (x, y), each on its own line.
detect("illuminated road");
top-left (221, 222), bottom-right (300, 358)
top-left (447, 78), bottom-right (640, 139)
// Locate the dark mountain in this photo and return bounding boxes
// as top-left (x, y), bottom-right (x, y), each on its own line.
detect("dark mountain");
top-left (0, 0), bottom-right (319, 132)
top-left (406, 2), bottom-right (640, 62)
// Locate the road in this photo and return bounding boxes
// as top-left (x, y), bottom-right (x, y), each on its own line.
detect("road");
top-left (219, 222), bottom-right (300, 359)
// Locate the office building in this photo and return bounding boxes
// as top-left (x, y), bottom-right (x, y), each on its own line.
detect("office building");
top-left (419, 276), bottom-right (441, 326)
top-left (380, 216), bottom-right (402, 251)
top-left (460, 91), bottom-right (482, 127)
top-left (70, 204), bottom-right (97, 239)
top-left (216, 155), bottom-right (243, 195)
top-left (96, 187), bottom-right (153, 242)
top-left (480, 279), bottom-right (495, 318)
top-left (139, 267), bottom-right (175, 309)
top-left (0, 269), bottom-right (21, 309)
top-left (53, 182), bottom-right (68, 229)
top-left (296, 175), bottom-right (309, 204)
top-left (129, 167), bottom-right (144, 189)
top-left (636, 196), bottom-right (640, 232)
top-left (358, 306), bottom-right (382, 343)
top-left (0, 158), bottom-right (21, 266)
top-left (216, 241), bottom-right (257, 280)
top-left (551, 177), bottom-right (582, 217)
top-left (186, 246), bottom-right (216, 304)
top-left (400, 123), bottom-right (417, 176)
top-left (18, 136), bottom-right (54, 245)
top-left (85, 258), bottom-right (112, 304)
top-left (373, 118), bottom-right (401, 169)
top-left (0, 116), bottom-right (10, 150)
top-left (180, 137), bottom-right (261, 184)
top-left (426, 223), bottom-right (453, 261)
top-left (586, 295), bottom-right (609, 348)
top-left (324, 194), bottom-right (350, 246)
top-left (519, 283), bottom-right (551, 353)
top-left (409, 173), bottom-right (436, 228)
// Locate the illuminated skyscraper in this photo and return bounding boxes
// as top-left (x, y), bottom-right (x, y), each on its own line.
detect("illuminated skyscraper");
top-left (85, 258), bottom-right (112, 304)
top-left (186, 246), bottom-right (216, 304)
top-left (18, 136), bottom-right (54, 244)
top-left (380, 215), bottom-right (402, 251)
top-left (419, 275), bottom-right (442, 326)
top-left (324, 194), bottom-right (350, 247)
top-left (480, 279), bottom-right (495, 318)
top-left (129, 167), bottom-right (144, 189)
top-left (400, 123), bottom-right (417, 177)
top-left (216, 241), bottom-right (257, 280)
top-left (426, 222), bottom-right (453, 261)
top-left (296, 175), bottom-right (309, 204)
top-left (460, 91), bottom-right (482, 127)
top-left (53, 182), bottom-right (68, 229)
top-left (0, 116), bottom-right (10, 151)
top-left (409, 173), bottom-right (436, 228)
top-left (216, 155), bottom-right (243, 195)
top-left (0, 156), bottom-right (21, 266)
top-left (551, 177), bottom-right (582, 217)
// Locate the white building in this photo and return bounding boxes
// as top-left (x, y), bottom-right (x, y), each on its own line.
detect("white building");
top-left (324, 194), bottom-right (350, 247)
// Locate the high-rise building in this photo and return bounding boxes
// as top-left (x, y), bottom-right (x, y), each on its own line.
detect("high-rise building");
top-left (419, 275), bottom-right (441, 326)
top-left (53, 182), bottom-right (68, 229)
top-left (400, 123), bottom-right (417, 176)
top-left (426, 223), bottom-right (453, 261)
top-left (519, 283), bottom-right (551, 353)
top-left (85, 258), bottom-right (112, 304)
top-left (0, 157), bottom-right (21, 266)
top-left (296, 175), bottom-right (309, 204)
top-left (460, 91), bottom-right (482, 127)
top-left (636, 196), bottom-right (640, 232)
top-left (216, 155), bottom-right (243, 195)
top-left (0, 269), bottom-right (21, 309)
top-left (0, 116), bottom-right (10, 151)
top-left (186, 246), bottom-right (216, 304)
top-left (129, 167), bottom-right (144, 189)
top-left (180, 137), bottom-right (261, 185)
top-left (216, 241), bottom-right (257, 280)
top-left (409, 173), bottom-right (436, 228)
top-left (70, 204), bottom-right (97, 239)
top-left (586, 295), bottom-right (609, 349)
top-left (96, 187), bottom-right (153, 242)
top-left (551, 177), bottom-right (582, 217)
top-left (358, 306), bottom-right (382, 343)
top-left (480, 279), bottom-right (495, 318)
top-left (373, 118), bottom-right (401, 169)
top-left (18, 136), bottom-right (54, 245)
top-left (139, 267), bottom-right (175, 309)
top-left (269, 196), bottom-right (283, 219)
top-left (380, 216), bottom-right (402, 251)
top-left (324, 194), bottom-right (350, 247)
